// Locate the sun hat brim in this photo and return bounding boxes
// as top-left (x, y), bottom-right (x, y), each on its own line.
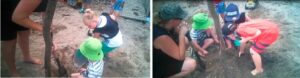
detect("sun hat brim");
top-left (192, 18), bottom-right (213, 30)
top-left (79, 38), bottom-right (104, 61)
top-left (73, 49), bottom-right (89, 68)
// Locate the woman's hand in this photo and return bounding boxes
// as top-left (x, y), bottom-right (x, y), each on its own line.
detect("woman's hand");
top-left (179, 22), bottom-right (188, 34)
top-left (179, 26), bottom-right (188, 35)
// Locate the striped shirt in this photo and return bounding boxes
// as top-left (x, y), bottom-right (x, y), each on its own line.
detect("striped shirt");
top-left (82, 60), bottom-right (105, 78)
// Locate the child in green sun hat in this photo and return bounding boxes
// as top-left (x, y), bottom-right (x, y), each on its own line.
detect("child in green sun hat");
top-left (71, 37), bottom-right (104, 78)
top-left (189, 13), bottom-right (219, 57)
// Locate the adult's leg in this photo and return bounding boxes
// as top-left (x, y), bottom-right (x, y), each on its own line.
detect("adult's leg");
top-left (1, 39), bottom-right (19, 76)
top-left (169, 57), bottom-right (196, 78)
top-left (250, 48), bottom-right (263, 75)
top-left (17, 30), bottom-right (41, 64)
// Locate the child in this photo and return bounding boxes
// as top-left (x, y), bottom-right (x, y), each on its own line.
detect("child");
top-left (222, 3), bottom-right (250, 49)
top-left (83, 9), bottom-right (123, 57)
top-left (190, 13), bottom-right (219, 57)
top-left (71, 37), bottom-right (105, 78)
top-left (110, 0), bottom-right (126, 18)
top-left (236, 19), bottom-right (279, 75)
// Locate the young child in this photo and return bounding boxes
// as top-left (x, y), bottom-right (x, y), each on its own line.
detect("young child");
top-left (236, 19), bottom-right (279, 75)
top-left (110, 0), bottom-right (126, 18)
top-left (83, 9), bottom-right (123, 57)
top-left (190, 13), bottom-right (219, 57)
top-left (71, 37), bottom-right (104, 78)
top-left (222, 3), bottom-right (250, 49)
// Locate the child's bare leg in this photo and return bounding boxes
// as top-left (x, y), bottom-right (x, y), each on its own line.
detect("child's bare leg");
top-left (250, 48), bottom-right (263, 75)
top-left (202, 38), bottom-right (214, 49)
top-left (225, 39), bottom-right (232, 49)
top-left (201, 38), bottom-right (214, 55)
top-left (239, 41), bottom-right (247, 57)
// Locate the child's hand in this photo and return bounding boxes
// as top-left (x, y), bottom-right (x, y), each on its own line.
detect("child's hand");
top-left (79, 68), bottom-right (87, 72)
top-left (214, 39), bottom-right (220, 43)
top-left (71, 73), bottom-right (84, 78)
top-left (228, 34), bottom-right (236, 40)
top-left (177, 21), bottom-right (189, 35)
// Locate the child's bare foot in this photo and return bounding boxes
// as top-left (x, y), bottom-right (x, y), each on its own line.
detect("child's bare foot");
top-left (227, 46), bottom-right (232, 49)
top-left (203, 50), bottom-right (208, 55)
top-left (238, 51), bottom-right (244, 57)
top-left (71, 73), bottom-right (84, 78)
top-left (197, 51), bottom-right (206, 57)
top-left (251, 69), bottom-right (263, 76)
top-left (23, 57), bottom-right (42, 65)
top-left (225, 47), bottom-right (232, 50)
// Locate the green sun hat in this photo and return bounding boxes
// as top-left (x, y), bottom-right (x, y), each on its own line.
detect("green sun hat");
top-left (79, 37), bottom-right (103, 61)
top-left (192, 13), bottom-right (213, 30)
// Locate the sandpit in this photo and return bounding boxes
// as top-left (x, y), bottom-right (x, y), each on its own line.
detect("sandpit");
top-left (1, 0), bottom-right (150, 77)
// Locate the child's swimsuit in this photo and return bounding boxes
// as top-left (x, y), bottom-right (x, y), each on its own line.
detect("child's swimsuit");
top-left (237, 19), bottom-right (279, 53)
top-left (93, 13), bottom-right (123, 55)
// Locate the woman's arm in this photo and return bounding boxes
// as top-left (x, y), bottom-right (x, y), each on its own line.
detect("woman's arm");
top-left (12, 0), bottom-right (43, 32)
top-left (154, 35), bottom-right (186, 61)
top-left (154, 26), bottom-right (188, 60)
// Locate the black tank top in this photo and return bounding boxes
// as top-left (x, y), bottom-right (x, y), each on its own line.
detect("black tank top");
top-left (153, 24), bottom-right (184, 77)
top-left (93, 13), bottom-right (119, 39)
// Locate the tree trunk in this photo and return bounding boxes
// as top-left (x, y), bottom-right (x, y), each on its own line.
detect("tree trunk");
top-left (207, 0), bottom-right (226, 54)
top-left (43, 0), bottom-right (57, 77)
top-left (207, 0), bottom-right (228, 77)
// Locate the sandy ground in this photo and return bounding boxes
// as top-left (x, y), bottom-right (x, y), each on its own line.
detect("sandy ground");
top-left (1, 0), bottom-right (149, 77)
top-left (154, 0), bottom-right (300, 78)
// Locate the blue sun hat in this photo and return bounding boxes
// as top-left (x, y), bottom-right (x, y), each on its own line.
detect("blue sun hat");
top-left (216, 1), bottom-right (226, 14)
top-left (225, 3), bottom-right (240, 22)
